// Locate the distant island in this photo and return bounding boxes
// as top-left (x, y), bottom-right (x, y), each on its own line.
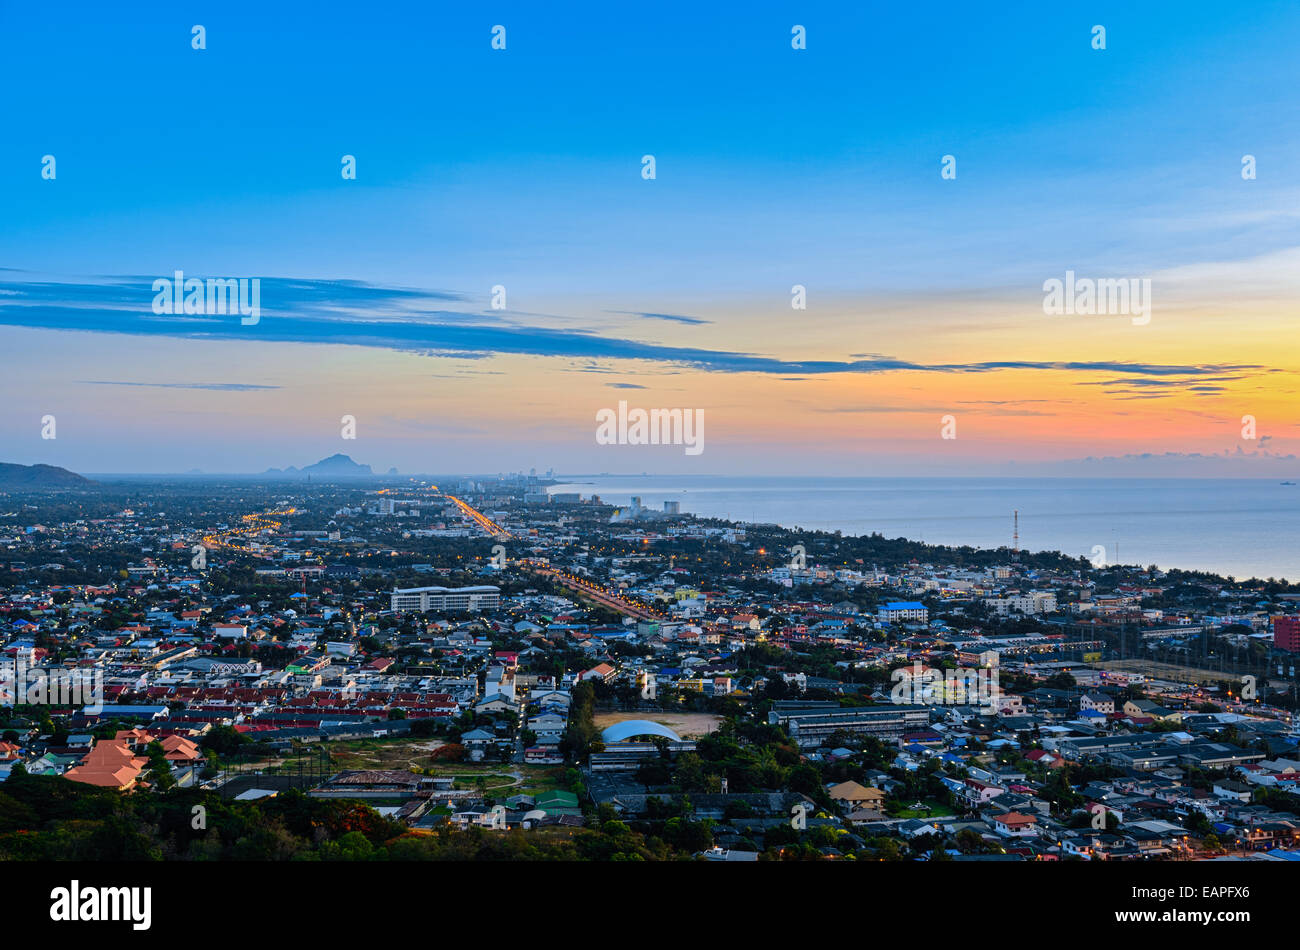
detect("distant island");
top-left (264, 453), bottom-right (376, 478)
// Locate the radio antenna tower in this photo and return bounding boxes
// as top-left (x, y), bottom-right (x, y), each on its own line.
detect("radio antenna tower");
top-left (1012, 510), bottom-right (1020, 557)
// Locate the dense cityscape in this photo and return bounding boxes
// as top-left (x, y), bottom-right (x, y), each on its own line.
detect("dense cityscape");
top-left (2, 458), bottom-right (1299, 865)
top-left (7, 0), bottom-right (1294, 932)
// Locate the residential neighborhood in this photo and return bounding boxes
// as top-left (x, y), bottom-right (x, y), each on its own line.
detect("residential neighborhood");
top-left (0, 473), bottom-right (1297, 869)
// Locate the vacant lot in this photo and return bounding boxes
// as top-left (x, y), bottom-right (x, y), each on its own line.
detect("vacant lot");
top-left (1091, 659), bottom-right (1248, 687)
top-left (324, 737), bottom-right (447, 771)
top-left (593, 711), bottom-right (723, 739)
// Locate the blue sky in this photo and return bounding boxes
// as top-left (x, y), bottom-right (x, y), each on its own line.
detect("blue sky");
top-left (1, 1), bottom-right (1298, 474)
top-left (5, 1), bottom-right (1298, 290)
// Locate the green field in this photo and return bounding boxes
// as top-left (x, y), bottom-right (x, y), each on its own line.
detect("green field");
top-left (893, 802), bottom-right (956, 819)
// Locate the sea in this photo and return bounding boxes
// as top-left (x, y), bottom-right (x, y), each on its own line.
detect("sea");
top-left (547, 476), bottom-right (1300, 582)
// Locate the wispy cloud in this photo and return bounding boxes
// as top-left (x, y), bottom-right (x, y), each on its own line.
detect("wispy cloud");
top-left (82, 380), bottom-right (280, 392)
top-left (1081, 374), bottom-right (1255, 398)
top-left (0, 274), bottom-right (1279, 382)
top-left (813, 403), bottom-right (1052, 416)
top-left (608, 310), bottom-right (711, 326)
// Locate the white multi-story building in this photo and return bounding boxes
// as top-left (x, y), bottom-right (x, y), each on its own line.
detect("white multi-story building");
top-left (390, 585), bottom-right (500, 613)
top-left (986, 591), bottom-right (1058, 616)
top-left (878, 602), bottom-right (929, 623)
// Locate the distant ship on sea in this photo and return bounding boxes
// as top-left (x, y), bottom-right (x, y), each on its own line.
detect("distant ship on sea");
top-left (1283, 481), bottom-right (1297, 486)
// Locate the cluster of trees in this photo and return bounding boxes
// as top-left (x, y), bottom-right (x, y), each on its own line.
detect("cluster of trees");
top-left (0, 771), bottom-right (709, 861)
top-left (633, 720), bottom-right (810, 799)
top-left (559, 680), bottom-right (600, 762)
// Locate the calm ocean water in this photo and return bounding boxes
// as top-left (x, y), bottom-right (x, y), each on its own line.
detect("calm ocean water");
top-left (548, 476), bottom-right (1300, 582)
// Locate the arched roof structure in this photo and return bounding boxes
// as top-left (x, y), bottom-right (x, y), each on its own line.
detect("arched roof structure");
top-left (600, 719), bottom-right (681, 743)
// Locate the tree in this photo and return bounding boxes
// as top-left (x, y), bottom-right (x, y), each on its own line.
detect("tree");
top-left (321, 830), bottom-right (377, 861)
top-left (674, 752), bottom-right (706, 792)
top-left (1040, 767), bottom-right (1082, 814)
top-left (955, 828), bottom-right (985, 853)
top-left (200, 725), bottom-right (249, 757)
top-left (786, 764), bottom-right (822, 796)
top-left (662, 817), bottom-right (712, 853)
top-left (145, 741), bottom-right (176, 792)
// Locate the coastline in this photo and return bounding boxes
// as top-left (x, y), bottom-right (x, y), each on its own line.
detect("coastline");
top-left (549, 475), bottom-right (1300, 582)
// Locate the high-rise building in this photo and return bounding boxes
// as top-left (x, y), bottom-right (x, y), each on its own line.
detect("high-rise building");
top-left (1274, 616), bottom-right (1300, 653)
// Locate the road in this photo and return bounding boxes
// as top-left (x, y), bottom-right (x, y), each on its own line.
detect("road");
top-left (525, 564), bottom-right (666, 621)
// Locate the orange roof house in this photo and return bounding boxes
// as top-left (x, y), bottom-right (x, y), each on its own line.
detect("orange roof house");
top-left (159, 735), bottom-right (201, 762)
top-left (63, 739), bottom-right (149, 791)
top-left (114, 728), bottom-right (154, 749)
top-left (828, 780), bottom-right (886, 806)
top-left (581, 663), bottom-right (616, 682)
